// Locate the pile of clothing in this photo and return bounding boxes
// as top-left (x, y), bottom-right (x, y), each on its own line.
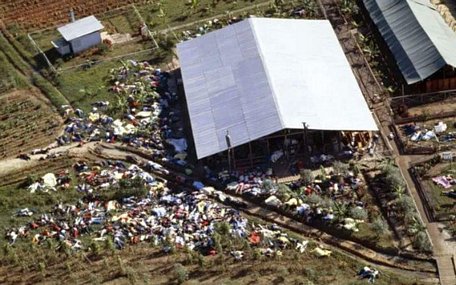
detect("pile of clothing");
top-left (7, 164), bottom-right (310, 259)
top-left (28, 171), bottom-right (72, 193)
top-left (432, 175), bottom-right (456, 189)
top-left (52, 61), bottom-right (188, 167)
top-left (224, 164), bottom-right (367, 232)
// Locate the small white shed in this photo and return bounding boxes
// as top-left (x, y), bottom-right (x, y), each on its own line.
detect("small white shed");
top-left (52, 15), bottom-right (104, 55)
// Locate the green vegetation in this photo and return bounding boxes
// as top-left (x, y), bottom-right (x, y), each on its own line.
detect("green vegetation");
top-left (0, 165), bottom-right (78, 232)
top-left (31, 73), bottom-right (68, 111)
top-left (379, 164), bottom-right (432, 253)
top-left (0, 32), bottom-right (68, 112)
top-left (425, 181), bottom-right (455, 217)
top-left (100, 6), bottom-right (141, 35)
top-left (139, 0), bottom-right (272, 30)
top-left (55, 48), bottom-right (172, 113)
top-left (0, 50), bottom-right (29, 93)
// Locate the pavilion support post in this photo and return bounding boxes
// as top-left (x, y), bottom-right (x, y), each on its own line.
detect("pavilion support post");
top-left (227, 149), bottom-right (232, 173)
top-left (284, 133), bottom-right (288, 161)
top-left (321, 130), bottom-right (325, 151)
top-left (232, 148), bottom-right (236, 170)
top-left (266, 139), bottom-right (271, 157)
top-left (302, 122), bottom-right (309, 158)
top-left (248, 141), bottom-right (253, 168)
top-left (337, 131), bottom-right (341, 152)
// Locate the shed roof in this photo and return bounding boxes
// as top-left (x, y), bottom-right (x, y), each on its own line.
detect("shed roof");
top-left (177, 18), bottom-right (378, 159)
top-left (363, 0), bottom-right (456, 84)
top-left (57, 15), bottom-right (104, 41)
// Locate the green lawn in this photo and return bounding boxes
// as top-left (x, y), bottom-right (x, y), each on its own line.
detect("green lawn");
top-left (138, 0), bottom-right (272, 30)
top-left (100, 6), bottom-right (141, 35)
top-left (424, 180), bottom-right (455, 218)
top-left (0, 48), bottom-right (29, 94)
top-left (56, 48), bottom-right (172, 113)
top-left (30, 29), bottom-right (60, 52)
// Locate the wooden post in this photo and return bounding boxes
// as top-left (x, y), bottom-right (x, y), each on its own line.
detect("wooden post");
top-left (321, 130), bottom-right (324, 149)
top-left (248, 141), bottom-right (253, 168)
top-left (284, 132), bottom-right (288, 161)
top-left (337, 131), bottom-right (341, 152)
top-left (232, 148), bottom-right (236, 171)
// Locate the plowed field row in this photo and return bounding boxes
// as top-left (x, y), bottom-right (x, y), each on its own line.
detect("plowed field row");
top-left (0, 90), bottom-right (62, 159)
top-left (0, 0), bottom-right (147, 30)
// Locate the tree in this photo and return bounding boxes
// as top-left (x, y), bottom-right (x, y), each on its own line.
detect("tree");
top-left (382, 166), bottom-right (406, 191)
top-left (392, 185), bottom-right (406, 199)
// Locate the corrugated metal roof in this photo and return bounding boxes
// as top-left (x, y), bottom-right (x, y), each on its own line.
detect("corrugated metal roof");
top-left (57, 15), bottom-right (103, 41)
top-left (363, 0), bottom-right (456, 84)
top-left (177, 18), bottom-right (378, 159)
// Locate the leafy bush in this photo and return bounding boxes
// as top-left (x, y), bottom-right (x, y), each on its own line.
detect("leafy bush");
top-left (332, 161), bottom-right (350, 176)
top-left (276, 184), bottom-right (293, 201)
top-left (394, 196), bottom-right (415, 214)
top-left (370, 217), bottom-right (388, 236)
top-left (382, 165), bottom-right (406, 190)
top-left (349, 207), bottom-right (368, 220)
top-left (101, 177), bottom-right (148, 202)
top-left (306, 193), bottom-right (322, 205)
top-left (413, 231), bottom-right (432, 252)
top-left (173, 263), bottom-right (188, 284)
top-left (300, 169), bottom-right (314, 185)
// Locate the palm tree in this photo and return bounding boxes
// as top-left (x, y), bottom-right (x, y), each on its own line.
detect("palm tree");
top-left (392, 185), bottom-right (406, 199)
top-left (190, 0), bottom-right (200, 12)
top-left (333, 201), bottom-right (349, 221)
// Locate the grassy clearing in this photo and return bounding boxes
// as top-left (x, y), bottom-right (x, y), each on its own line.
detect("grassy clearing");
top-left (55, 49), bottom-right (172, 113)
top-left (138, 0), bottom-right (273, 30)
top-left (0, 49), bottom-right (29, 93)
top-left (424, 180), bottom-right (456, 218)
top-left (99, 5), bottom-right (142, 35)
top-left (0, 157), bottom-right (78, 231)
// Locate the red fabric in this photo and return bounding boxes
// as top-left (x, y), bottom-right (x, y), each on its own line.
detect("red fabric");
top-left (248, 232), bottom-right (261, 245)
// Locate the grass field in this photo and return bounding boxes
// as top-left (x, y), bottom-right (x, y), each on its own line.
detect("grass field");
top-left (0, 48), bottom-right (29, 93)
top-left (55, 48), bottom-right (172, 113)
top-left (423, 163), bottom-right (456, 219)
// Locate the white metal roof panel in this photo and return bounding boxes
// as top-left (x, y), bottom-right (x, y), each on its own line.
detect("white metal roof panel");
top-left (57, 15), bottom-right (104, 41)
top-left (177, 18), bottom-right (378, 159)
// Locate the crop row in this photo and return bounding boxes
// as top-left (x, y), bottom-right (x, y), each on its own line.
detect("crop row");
top-left (0, 93), bottom-right (61, 158)
top-left (0, 0), bottom-right (147, 31)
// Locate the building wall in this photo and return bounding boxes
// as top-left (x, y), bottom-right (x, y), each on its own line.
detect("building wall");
top-left (57, 44), bottom-right (71, 56)
top-left (70, 31), bottom-right (101, 54)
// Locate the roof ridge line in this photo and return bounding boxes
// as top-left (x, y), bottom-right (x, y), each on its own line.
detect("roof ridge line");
top-left (247, 18), bottom-right (286, 129)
